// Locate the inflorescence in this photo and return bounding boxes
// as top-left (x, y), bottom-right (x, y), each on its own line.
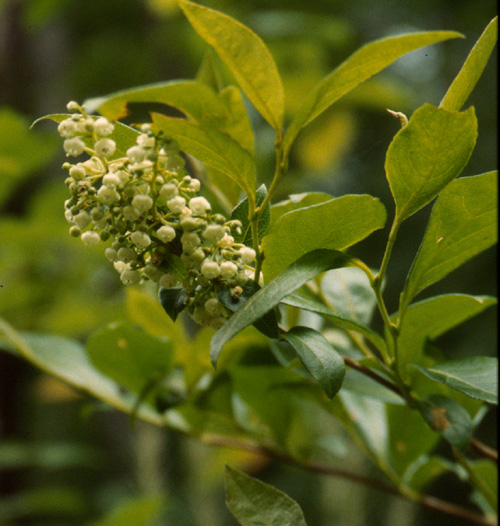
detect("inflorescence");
top-left (58, 102), bottom-right (256, 329)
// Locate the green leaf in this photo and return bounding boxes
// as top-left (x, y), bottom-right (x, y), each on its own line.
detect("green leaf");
top-left (280, 291), bottom-right (386, 354)
top-left (412, 357), bottom-right (498, 405)
top-left (415, 395), bottom-right (474, 451)
top-left (84, 79), bottom-right (229, 123)
top-left (87, 495), bottom-right (167, 526)
top-left (402, 171), bottom-right (498, 307)
top-left (210, 249), bottom-right (355, 367)
top-left (86, 322), bottom-right (173, 395)
top-left (262, 195), bottom-right (386, 281)
top-left (320, 267), bottom-right (377, 326)
top-left (281, 327), bottom-right (345, 399)
top-left (158, 287), bottom-right (188, 323)
top-left (386, 104), bottom-right (477, 222)
top-left (225, 466), bottom-right (308, 526)
top-left (284, 30), bottom-right (462, 153)
top-left (231, 185), bottom-right (270, 246)
top-left (402, 455), bottom-right (466, 492)
top-left (33, 113), bottom-right (139, 160)
top-left (440, 17), bottom-right (498, 112)
top-left (0, 321), bottom-right (165, 425)
top-left (396, 294), bottom-right (497, 382)
top-left (270, 192), bottom-right (333, 224)
top-left (151, 112), bottom-right (255, 195)
top-left (467, 459), bottom-right (498, 513)
top-left (179, 0), bottom-right (284, 131)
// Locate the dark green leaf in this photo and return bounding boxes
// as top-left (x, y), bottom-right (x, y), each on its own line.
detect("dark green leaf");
top-left (218, 279), bottom-right (279, 339)
top-left (262, 194), bottom-right (386, 281)
top-left (179, 0), bottom-right (284, 131)
top-left (402, 171), bottom-right (498, 307)
top-left (281, 291), bottom-right (386, 354)
top-left (159, 287), bottom-right (188, 322)
top-left (281, 327), bottom-right (345, 399)
top-left (231, 185), bottom-right (270, 246)
top-left (412, 357), bottom-right (498, 405)
top-left (386, 104), bottom-right (477, 222)
top-left (284, 31), bottom-right (462, 153)
top-left (210, 249), bottom-right (355, 366)
top-left (225, 466), bottom-right (308, 526)
top-left (440, 17), bottom-right (498, 112)
top-left (416, 395), bottom-right (474, 451)
top-left (86, 323), bottom-right (173, 395)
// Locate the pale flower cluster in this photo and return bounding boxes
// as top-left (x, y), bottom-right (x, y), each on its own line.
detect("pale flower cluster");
top-left (58, 102), bottom-right (256, 329)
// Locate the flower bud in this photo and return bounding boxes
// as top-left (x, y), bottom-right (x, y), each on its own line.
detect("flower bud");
top-left (81, 231), bottom-right (100, 246)
top-left (189, 196), bottom-right (211, 216)
top-left (93, 117), bottom-right (114, 136)
top-left (64, 137), bottom-right (86, 156)
top-left (157, 225), bottom-right (176, 243)
top-left (94, 138), bottom-right (116, 158)
top-left (220, 261), bottom-right (238, 279)
top-left (201, 260), bottom-right (220, 279)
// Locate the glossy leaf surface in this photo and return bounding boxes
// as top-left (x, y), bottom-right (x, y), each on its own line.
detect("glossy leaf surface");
top-left (412, 357), bottom-right (498, 405)
top-left (281, 326), bottom-right (345, 399)
top-left (210, 249), bottom-right (355, 366)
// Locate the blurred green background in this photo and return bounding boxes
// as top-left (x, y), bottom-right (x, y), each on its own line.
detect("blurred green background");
top-left (0, 0), bottom-right (496, 524)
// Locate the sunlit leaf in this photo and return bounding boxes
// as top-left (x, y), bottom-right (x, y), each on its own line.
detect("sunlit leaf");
top-left (281, 326), bottom-right (345, 399)
top-left (210, 249), bottom-right (356, 367)
top-left (403, 171), bottom-right (498, 307)
top-left (412, 357), bottom-right (498, 405)
top-left (262, 194), bottom-right (386, 281)
top-left (179, 0), bottom-right (284, 131)
top-left (225, 466), bottom-right (308, 526)
top-left (284, 31), bottom-right (462, 153)
top-left (270, 192), bottom-right (332, 224)
top-left (386, 104), bottom-right (477, 222)
top-left (151, 112), bottom-right (255, 195)
top-left (440, 17), bottom-right (498, 112)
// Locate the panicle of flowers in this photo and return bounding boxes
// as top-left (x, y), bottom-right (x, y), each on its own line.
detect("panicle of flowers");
top-left (58, 101), bottom-right (256, 329)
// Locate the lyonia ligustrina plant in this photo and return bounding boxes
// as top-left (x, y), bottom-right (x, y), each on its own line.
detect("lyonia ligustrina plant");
top-left (1, 1), bottom-right (497, 524)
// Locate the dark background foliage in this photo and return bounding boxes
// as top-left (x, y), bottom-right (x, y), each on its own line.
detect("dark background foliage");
top-left (0, 0), bottom-right (496, 524)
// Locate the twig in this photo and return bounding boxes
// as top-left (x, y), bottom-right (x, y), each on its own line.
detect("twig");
top-left (201, 433), bottom-right (497, 526)
top-left (470, 437), bottom-right (498, 463)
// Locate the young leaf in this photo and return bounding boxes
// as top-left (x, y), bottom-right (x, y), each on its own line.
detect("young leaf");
top-left (284, 30), bottom-right (462, 153)
top-left (440, 17), bottom-right (498, 112)
top-left (281, 291), bottom-right (387, 354)
top-left (386, 104), bottom-right (477, 222)
top-left (402, 171), bottom-right (498, 307)
top-left (230, 185), bottom-right (270, 246)
top-left (262, 194), bottom-right (386, 281)
top-left (179, 0), bottom-right (284, 131)
top-left (415, 395), bottom-right (474, 451)
top-left (210, 249), bottom-right (356, 367)
top-left (225, 466), bottom-right (308, 526)
top-left (396, 294), bottom-right (497, 382)
top-left (151, 112), bottom-right (255, 195)
top-left (281, 326), bottom-right (345, 399)
top-left (83, 80), bottom-right (230, 124)
top-left (412, 357), bottom-right (498, 405)
top-left (86, 323), bottom-right (174, 395)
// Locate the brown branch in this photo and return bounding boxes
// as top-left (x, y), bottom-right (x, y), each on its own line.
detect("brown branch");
top-left (342, 355), bottom-right (402, 396)
top-left (469, 437), bottom-right (498, 463)
top-left (201, 433), bottom-right (497, 526)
